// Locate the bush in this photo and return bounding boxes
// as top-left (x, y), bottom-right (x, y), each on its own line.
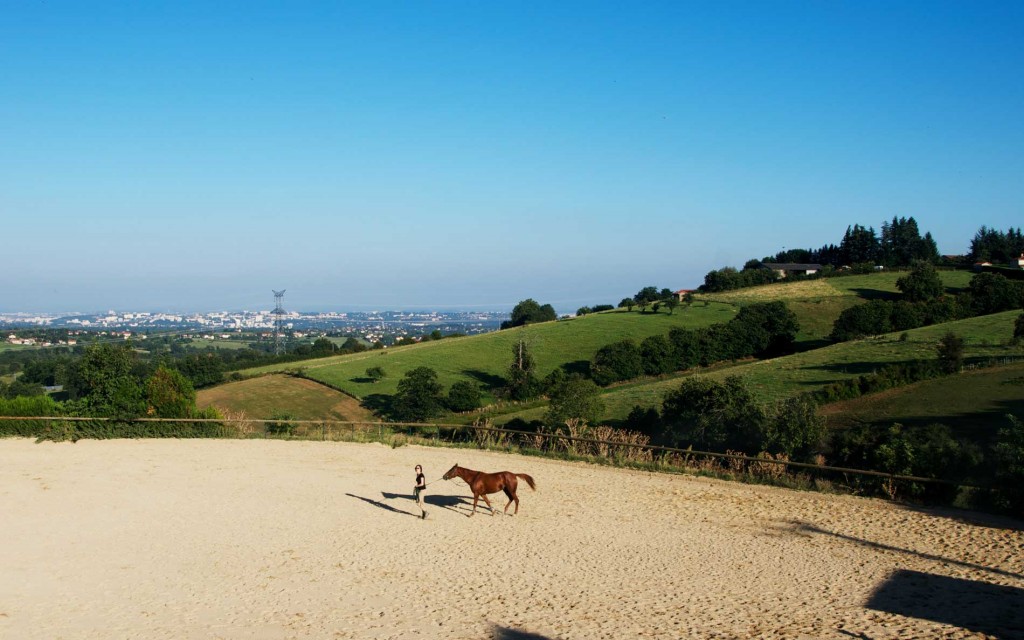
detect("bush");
top-left (591, 340), bottom-right (643, 386)
top-left (266, 411), bottom-right (297, 435)
top-left (446, 381), bottom-right (481, 412)
top-left (993, 415), bottom-right (1024, 516)
top-left (0, 395), bottom-right (64, 437)
top-left (545, 376), bottom-right (605, 426)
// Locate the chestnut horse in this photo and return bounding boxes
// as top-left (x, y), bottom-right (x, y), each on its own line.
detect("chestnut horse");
top-left (442, 463), bottom-right (536, 516)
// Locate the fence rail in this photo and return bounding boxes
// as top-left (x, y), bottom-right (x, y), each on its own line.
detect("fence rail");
top-left (0, 415), bottom-right (982, 489)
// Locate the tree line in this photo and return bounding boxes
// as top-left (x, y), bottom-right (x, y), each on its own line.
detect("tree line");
top-left (830, 264), bottom-right (1024, 341)
top-left (699, 217), bottom-right (1000, 294)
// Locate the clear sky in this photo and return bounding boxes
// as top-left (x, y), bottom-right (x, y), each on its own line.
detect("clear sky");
top-left (2, 1), bottom-right (1022, 313)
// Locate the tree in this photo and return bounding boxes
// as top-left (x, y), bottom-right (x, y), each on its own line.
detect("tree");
top-left (63, 343), bottom-right (146, 417)
top-left (590, 339), bottom-right (643, 386)
top-left (502, 299), bottom-right (558, 329)
top-left (839, 224), bottom-right (880, 265)
top-left (625, 405), bottom-right (661, 436)
top-left (618, 298), bottom-right (635, 312)
top-left (341, 337), bottom-right (367, 353)
top-left (661, 376), bottom-right (765, 451)
top-left (545, 376), bottom-right (605, 427)
top-left (394, 367), bottom-right (445, 421)
top-left (145, 365), bottom-right (197, 418)
top-left (505, 340), bottom-right (540, 400)
top-left (311, 337), bottom-right (336, 355)
top-left (831, 300), bottom-right (894, 341)
top-left (896, 260), bottom-right (944, 302)
top-left (365, 366), bottom-right (385, 383)
top-left (176, 353), bottom-right (225, 388)
top-left (763, 396), bottom-right (825, 458)
top-left (993, 415), bottom-right (1024, 515)
top-left (447, 381), bottom-right (481, 412)
top-left (664, 296), bottom-right (680, 315)
top-left (640, 335), bottom-right (674, 376)
top-left (730, 301), bottom-right (800, 357)
top-left (634, 286), bottom-right (660, 306)
top-left (967, 273), bottom-right (1022, 315)
top-left (936, 332), bottom-right (964, 374)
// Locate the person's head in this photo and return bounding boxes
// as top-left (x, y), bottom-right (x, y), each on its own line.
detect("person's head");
top-left (415, 465), bottom-right (422, 473)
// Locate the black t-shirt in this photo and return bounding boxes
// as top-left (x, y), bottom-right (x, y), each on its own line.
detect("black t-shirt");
top-left (415, 473), bottom-right (425, 489)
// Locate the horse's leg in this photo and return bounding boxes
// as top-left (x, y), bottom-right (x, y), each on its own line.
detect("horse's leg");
top-left (481, 493), bottom-right (495, 516)
top-left (470, 493), bottom-right (479, 517)
top-left (504, 475), bottom-right (518, 515)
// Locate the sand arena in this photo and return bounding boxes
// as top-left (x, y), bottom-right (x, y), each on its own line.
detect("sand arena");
top-left (1, 438), bottom-right (1022, 639)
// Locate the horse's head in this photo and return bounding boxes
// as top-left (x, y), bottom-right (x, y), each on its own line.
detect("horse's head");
top-left (442, 463), bottom-right (459, 480)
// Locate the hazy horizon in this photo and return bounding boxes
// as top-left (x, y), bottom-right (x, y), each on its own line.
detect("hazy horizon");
top-left (4, 2), bottom-right (1021, 313)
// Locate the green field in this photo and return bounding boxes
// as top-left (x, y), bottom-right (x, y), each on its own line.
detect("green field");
top-left (185, 338), bottom-right (255, 351)
top-left (819, 361), bottom-right (1024, 445)
top-left (222, 271), bottom-right (1011, 427)
top-left (242, 304), bottom-right (738, 401)
top-left (494, 310), bottom-right (1024, 425)
top-left (197, 374), bottom-right (375, 421)
top-left (0, 343), bottom-right (35, 352)
top-left (703, 270), bottom-right (973, 347)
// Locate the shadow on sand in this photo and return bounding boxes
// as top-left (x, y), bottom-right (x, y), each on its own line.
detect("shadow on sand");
top-left (491, 624), bottom-right (557, 639)
top-left (345, 493), bottom-right (418, 517)
top-left (866, 570), bottom-right (1024, 639)
top-left (348, 492), bottom-right (476, 517)
top-left (786, 520), bottom-right (1023, 580)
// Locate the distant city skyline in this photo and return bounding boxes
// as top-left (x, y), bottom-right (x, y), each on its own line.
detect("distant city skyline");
top-left (3, 2), bottom-right (1021, 313)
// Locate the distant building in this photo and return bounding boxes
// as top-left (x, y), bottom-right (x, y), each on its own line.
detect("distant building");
top-left (674, 289), bottom-right (696, 301)
top-left (760, 263), bottom-right (823, 278)
top-left (1014, 253), bottom-right (1024, 269)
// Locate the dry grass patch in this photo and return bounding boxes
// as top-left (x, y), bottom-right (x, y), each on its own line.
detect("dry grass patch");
top-left (197, 374), bottom-right (374, 422)
top-left (705, 279), bottom-right (844, 304)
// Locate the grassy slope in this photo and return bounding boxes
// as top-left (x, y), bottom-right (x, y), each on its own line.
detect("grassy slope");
top-left (496, 309), bottom-right (1023, 425)
top-left (819, 361), bottom-right (1024, 445)
top-left (240, 304), bottom-right (738, 401)
top-left (197, 374), bottom-right (375, 421)
top-left (702, 270), bottom-right (973, 347)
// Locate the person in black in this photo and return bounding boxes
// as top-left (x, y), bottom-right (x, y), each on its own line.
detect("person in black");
top-left (414, 465), bottom-right (427, 519)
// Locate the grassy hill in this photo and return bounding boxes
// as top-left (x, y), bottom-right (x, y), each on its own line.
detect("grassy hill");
top-left (197, 374), bottom-right (375, 422)
top-left (494, 309), bottom-right (1024, 425)
top-left (241, 302), bottom-right (738, 402)
top-left (222, 271), bottom-right (1011, 427)
top-left (702, 270), bottom-right (973, 347)
top-left (819, 361), bottom-right (1024, 445)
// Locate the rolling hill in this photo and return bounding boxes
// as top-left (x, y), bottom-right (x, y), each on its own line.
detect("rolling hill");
top-left (241, 302), bottom-right (738, 401)
top-left (222, 271), bottom-right (1019, 430)
top-left (491, 309), bottom-right (1024, 425)
top-left (197, 374), bottom-right (375, 422)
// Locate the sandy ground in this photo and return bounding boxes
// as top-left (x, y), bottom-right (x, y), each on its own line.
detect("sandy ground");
top-left (1, 439), bottom-right (1022, 640)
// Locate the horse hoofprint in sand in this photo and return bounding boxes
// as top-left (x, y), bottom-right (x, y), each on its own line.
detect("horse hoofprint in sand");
top-left (443, 463), bottom-right (536, 516)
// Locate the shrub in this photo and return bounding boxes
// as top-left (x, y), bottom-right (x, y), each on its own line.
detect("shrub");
top-left (591, 340), bottom-right (643, 386)
top-left (446, 381), bottom-right (481, 412)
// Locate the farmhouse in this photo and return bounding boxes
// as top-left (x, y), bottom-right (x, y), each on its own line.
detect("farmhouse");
top-left (760, 262), bottom-right (823, 278)
top-left (674, 289), bottom-right (696, 301)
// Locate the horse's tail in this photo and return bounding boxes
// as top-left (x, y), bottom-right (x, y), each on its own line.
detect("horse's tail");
top-left (516, 473), bottom-right (536, 491)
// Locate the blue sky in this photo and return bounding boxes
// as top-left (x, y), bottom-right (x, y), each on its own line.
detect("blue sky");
top-left (2, 2), bottom-right (1022, 313)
